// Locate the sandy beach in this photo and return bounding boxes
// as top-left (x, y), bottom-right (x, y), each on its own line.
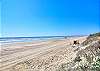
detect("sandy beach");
top-left (0, 36), bottom-right (86, 71)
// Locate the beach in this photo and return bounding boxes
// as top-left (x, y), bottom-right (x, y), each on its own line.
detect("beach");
top-left (0, 36), bottom-right (87, 71)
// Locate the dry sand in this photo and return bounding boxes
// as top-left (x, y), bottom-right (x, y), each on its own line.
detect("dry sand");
top-left (0, 36), bottom-right (87, 71)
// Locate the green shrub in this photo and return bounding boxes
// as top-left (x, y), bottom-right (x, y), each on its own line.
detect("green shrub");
top-left (90, 32), bottom-right (100, 37)
top-left (91, 58), bottom-right (100, 71)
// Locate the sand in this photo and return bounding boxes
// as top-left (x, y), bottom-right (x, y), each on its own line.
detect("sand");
top-left (0, 36), bottom-right (87, 71)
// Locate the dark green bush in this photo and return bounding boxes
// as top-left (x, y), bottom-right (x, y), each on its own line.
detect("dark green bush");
top-left (91, 58), bottom-right (100, 71)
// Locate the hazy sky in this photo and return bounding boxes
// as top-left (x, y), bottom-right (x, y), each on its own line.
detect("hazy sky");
top-left (0, 0), bottom-right (100, 37)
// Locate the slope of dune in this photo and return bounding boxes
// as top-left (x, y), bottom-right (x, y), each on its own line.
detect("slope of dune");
top-left (56, 32), bottom-right (100, 71)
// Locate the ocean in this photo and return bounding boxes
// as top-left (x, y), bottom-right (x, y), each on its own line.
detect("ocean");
top-left (0, 36), bottom-right (66, 44)
top-left (0, 35), bottom-right (84, 45)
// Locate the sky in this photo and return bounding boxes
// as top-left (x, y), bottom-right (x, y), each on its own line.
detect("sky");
top-left (0, 0), bottom-right (100, 37)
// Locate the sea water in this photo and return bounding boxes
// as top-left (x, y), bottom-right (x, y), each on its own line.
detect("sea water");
top-left (0, 36), bottom-right (65, 45)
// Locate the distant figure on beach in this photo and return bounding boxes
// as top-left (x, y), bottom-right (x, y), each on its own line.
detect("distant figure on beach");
top-left (73, 40), bottom-right (79, 45)
top-left (64, 36), bottom-right (67, 39)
